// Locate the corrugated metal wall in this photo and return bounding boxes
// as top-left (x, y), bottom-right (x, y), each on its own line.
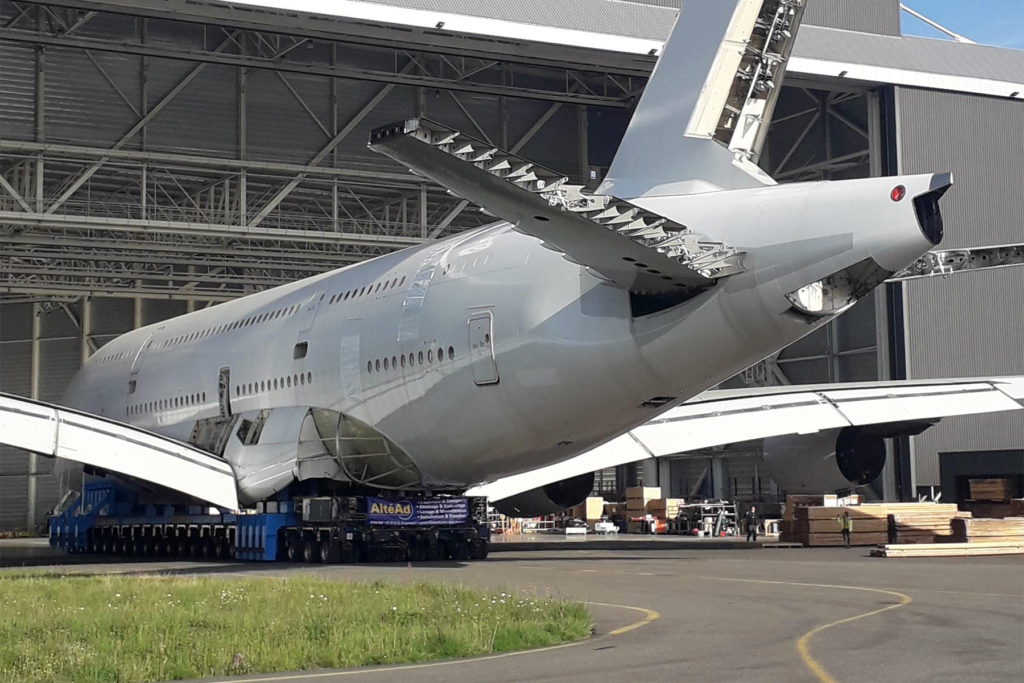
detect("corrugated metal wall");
top-left (803, 0), bottom-right (901, 36)
top-left (896, 87), bottom-right (1024, 486)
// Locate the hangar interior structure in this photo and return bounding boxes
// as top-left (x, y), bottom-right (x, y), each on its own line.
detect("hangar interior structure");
top-left (1, 0), bottom-right (1022, 531)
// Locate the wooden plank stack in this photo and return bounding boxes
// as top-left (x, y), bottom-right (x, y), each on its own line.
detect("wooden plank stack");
top-left (566, 496), bottom-right (605, 527)
top-left (950, 516), bottom-right (1024, 543)
top-left (886, 503), bottom-right (970, 544)
top-left (968, 478), bottom-right (1011, 502)
top-left (872, 540), bottom-right (1024, 558)
top-left (784, 501), bottom-right (966, 547)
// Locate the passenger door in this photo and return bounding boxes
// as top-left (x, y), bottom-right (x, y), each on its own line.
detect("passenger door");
top-left (468, 311), bottom-right (499, 385)
top-left (217, 366), bottom-right (232, 419)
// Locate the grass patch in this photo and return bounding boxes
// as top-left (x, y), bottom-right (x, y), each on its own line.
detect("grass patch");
top-left (0, 573), bottom-right (591, 683)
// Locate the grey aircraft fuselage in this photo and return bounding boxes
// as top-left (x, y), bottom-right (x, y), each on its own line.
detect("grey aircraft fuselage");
top-left (60, 173), bottom-right (943, 496)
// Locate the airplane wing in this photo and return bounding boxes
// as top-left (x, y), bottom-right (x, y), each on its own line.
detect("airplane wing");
top-left (369, 118), bottom-right (744, 296)
top-left (0, 392), bottom-right (238, 510)
top-left (466, 377), bottom-right (1024, 502)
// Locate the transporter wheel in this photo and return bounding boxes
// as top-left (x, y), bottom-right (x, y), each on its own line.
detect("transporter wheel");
top-left (469, 539), bottom-right (489, 561)
top-left (286, 538), bottom-right (300, 562)
top-left (341, 542), bottom-right (361, 564)
top-left (214, 540), bottom-right (229, 559)
top-left (302, 540), bottom-right (319, 563)
top-left (165, 538), bottom-right (177, 556)
top-left (201, 539), bottom-right (214, 559)
top-left (447, 540), bottom-right (470, 562)
top-left (177, 538), bottom-right (190, 557)
top-left (319, 540), bottom-right (340, 564)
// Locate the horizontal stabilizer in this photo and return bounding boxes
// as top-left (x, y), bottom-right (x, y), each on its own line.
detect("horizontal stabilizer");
top-left (468, 377), bottom-right (1024, 502)
top-left (889, 243), bottom-right (1024, 282)
top-left (0, 393), bottom-right (238, 510)
top-left (370, 118), bottom-right (743, 295)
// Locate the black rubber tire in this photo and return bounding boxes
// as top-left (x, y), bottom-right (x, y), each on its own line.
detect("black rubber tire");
top-left (469, 539), bottom-right (489, 561)
top-left (448, 540), bottom-right (470, 562)
top-left (319, 541), bottom-right (340, 563)
top-left (286, 538), bottom-right (300, 562)
top-left (201, 539), bottom-right (214, 559)
top-left (302, 540), bottom-right (319, 563)
top-left (177, 539), bottom-right (190, 557)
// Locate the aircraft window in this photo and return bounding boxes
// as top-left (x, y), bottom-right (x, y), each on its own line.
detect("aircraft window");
top-left (391, 278), bottom-right (398, 288)
top-left (344, 291), bottom-right (350, 300)
top-left (375, 282), bottom-right (382, 293)
top-left (202, 392), bottom-right (206, 402)
top-left (408, 353), bottom-right (414, 367)
top-left (367, 361), bottom-right (372, 373)
top-left (428, 349), bottom-right (433, 363)
top-left (485, 333), bottom-right (491, 344)
top-left (383, 280), bottom-right (390, 290)
top-left (375, 359), bottom-right (381, 372)
top-left (307, 372), bottom-right (312, 384)
top-left (400, 355), bottom-right (406, 368)
top-left (235, 386), bottom-right (240, 397)
top-left (400, 276), bottom-right (406, 286)
top-left (418, 351), bottom-right (424, 365)
top-left (259, 380), bottom-right (264, 392)
top-left (300, 373), bottom-right (305, 386)
top-left (293, 374), bottom-right (298, 386)
top-left (448, 346), bottom-right (455, 360)
top-left (329, 295), bottom-right (336, 305)
top-left (273, 378), bottom-right (278, 390)
top-left (392, 355), bottom-right (397, 369)
top-left (384, 357), bottom-right (389, 371)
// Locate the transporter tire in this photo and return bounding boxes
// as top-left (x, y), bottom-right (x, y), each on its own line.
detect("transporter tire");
top-left (286, 538), bottom-right (300, 562)
top-left (177, 538), bottom-right (190, 557)
top-left (470, 539), bottom-right (489, 561)
top-left (341, 541), bottom-right (361, 564)
top-left (319, 540), bottom-right (340, 563)
top-left (447, 539), bottom-right (470, 562)
top-left (302, 540), bottom-right (319, 563)
top-left (201, 538), bottom-right (214, 559)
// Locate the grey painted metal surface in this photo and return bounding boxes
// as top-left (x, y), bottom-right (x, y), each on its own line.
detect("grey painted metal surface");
top-left (897, 87), bottom-right (1024, 487)
top-left (802, 0), bottom-right (900, 36)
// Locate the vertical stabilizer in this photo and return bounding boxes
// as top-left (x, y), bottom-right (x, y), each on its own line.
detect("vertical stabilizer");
top-left (600, 0), bottom-right (806, 199)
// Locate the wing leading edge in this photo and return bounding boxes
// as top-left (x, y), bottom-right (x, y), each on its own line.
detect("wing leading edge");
top-left (467, 377), bottom-right (1024, 502)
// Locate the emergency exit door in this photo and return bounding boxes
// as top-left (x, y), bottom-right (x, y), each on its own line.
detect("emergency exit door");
top-left (468, 311), bottom-right (498, 385)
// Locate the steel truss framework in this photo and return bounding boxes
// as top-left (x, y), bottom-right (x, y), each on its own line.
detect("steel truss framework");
top-left (0, 0), bottom-right (642, 301)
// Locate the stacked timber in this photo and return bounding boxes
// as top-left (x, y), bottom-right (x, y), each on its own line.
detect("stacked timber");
top-left (779, 494), bottom-right (837, 542)
top-left (886, 503), bottom-right (969, 544)
top-left (872, 540), bottom-right (1024, 558)
top-left (793, 505), bottom-right (887, 546)
top-left (950, 517), bottom-right (1024, 543)
top-left (787, 502), bottom-right (963, 547)
top-left (968, 478), bottom-right (1011, 502)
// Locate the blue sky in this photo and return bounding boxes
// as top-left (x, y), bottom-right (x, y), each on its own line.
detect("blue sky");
top-left (901, 1), bottom-right (1024, 50)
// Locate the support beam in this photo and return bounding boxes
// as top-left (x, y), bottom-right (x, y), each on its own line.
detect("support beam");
top-left (28, 303), bottom-right (41, 532)
top-left (0, 174), bottom-right (33, 213)
top-left (427, 199), bottom-right (469, 239)
top-left (247, 62), bottom-right (415, 229)
top-left (45, 32), bottom-right (239, 215)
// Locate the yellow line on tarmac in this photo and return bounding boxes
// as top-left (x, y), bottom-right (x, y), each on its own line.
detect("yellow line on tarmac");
top-left (220, 598), bottom-right (656, 682)
top-left (700, 576), bottom-right (912, 683)
top-left (588, 601), bottom-right (661, 636)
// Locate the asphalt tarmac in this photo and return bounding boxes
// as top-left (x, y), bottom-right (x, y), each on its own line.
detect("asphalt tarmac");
top-left (2, 540), bottom-right (1022, 683)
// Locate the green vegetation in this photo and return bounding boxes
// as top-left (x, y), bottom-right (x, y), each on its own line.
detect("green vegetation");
top-left (0, 574), bottom-right (591, 683)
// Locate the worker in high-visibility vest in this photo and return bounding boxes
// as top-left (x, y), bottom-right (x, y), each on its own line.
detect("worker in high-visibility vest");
top-left (837, 510), bottom-right (853, 548)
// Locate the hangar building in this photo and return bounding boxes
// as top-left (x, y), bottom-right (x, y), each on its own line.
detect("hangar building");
top-left (1, 0), bottom-right (1022, 530)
